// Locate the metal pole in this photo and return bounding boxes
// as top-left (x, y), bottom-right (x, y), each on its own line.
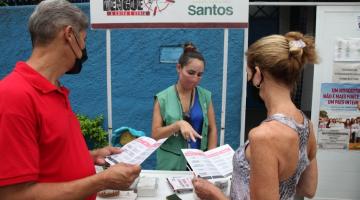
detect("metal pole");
top-left (106, 29), bottom-right (113, 146)
top-left (240, 28), bottom-right (248, 145)
top-left (220, 28), bottom-right (229, 146)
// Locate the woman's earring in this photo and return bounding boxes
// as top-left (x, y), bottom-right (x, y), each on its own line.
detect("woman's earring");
top-left (254, 66), bottom-right (263, 89)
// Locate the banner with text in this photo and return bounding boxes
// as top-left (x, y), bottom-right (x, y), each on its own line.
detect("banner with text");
top-left (318, 83), bottom-right (360, 150)
top-left (90, 0), bottom-right (249, 29)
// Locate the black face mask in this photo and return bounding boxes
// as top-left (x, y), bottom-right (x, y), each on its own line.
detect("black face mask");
top-left (66, 34), bottom-right (88, 74)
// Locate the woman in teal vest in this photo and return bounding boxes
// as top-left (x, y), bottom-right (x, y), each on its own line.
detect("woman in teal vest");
top-left (151, 42), bottom-right (218, 170)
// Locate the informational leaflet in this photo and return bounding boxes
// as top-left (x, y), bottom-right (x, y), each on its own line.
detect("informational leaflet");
top-left (105, 136), bottom-right (167, 165)
top-left (334, 38), bottom-right (360, 62)
top-left (166, 176), bottom-right (193, 193)
top-left (181, 144), bottom-right (234, 179)
top-left (332, 62), bottom-right (360, 83)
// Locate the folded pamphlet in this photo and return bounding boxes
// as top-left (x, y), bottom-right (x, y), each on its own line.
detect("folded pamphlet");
top-left (181, 144), bottom-right (234, 179)
top-left (105, 136), bottom-right (167, 165)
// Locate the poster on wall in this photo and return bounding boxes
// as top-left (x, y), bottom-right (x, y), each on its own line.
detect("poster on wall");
top-left (334, 38), bottom-right (360, 62)
top-left (332, 62), bottom-right (360, 83)
top-left (318, 83), bottom-right (360, 150)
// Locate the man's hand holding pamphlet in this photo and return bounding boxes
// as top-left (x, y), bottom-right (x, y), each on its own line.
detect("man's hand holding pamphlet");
top-left (104, 136), bottom-right (167, 198)
top-left (105, 136), bottom-right (167, 165)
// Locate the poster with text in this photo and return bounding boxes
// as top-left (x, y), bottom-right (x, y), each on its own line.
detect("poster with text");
top-left (334, 38), bottom-right (360, 62)
top-left (318, 83), bottom-right (360, 150)
top-left (332, 62), bottom-right (360, 83)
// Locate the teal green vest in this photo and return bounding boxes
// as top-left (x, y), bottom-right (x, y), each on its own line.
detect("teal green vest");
top-left (155, 85), bottom-right (211, 170)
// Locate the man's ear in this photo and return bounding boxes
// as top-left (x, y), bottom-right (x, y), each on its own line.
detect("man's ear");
top-left (252, 66), bottom-right (262, 87)
top-left (63, 25), bottom-right (74, 43)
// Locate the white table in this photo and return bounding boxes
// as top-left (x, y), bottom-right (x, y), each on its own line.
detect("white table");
top-left (96, 170), bottom-right (196, 200)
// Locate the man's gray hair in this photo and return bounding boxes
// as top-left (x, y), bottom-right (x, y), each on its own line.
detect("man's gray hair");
top-left (28, 0), bottom-right (88, 46)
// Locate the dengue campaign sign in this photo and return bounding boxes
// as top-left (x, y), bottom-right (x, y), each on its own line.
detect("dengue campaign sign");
top-left (90, 0), bottom-right (249, 29)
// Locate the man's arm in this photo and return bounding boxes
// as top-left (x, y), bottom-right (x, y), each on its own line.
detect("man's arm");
top-left (0, 163), bottom-right (141, 200)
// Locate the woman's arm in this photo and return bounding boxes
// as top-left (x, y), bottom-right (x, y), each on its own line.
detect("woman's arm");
top-left (296, 122), bottom-right (318, 198)
top-left (249, 128), bottom-right (280, 200)
top-left (207, 101), bottom-right (218, 149)
top-left (296, 158), bottom-right (318, 198)
top-left (192, 177), bottom-right (228, 200)
top-left (151, 100), bottom-right (200, 141)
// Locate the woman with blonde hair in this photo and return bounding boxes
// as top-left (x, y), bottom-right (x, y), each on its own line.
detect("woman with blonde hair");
top-left (193, 32), bottom-right (319, 200)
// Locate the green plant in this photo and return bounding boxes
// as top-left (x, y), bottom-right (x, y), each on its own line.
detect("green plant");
top-left (77, 114), bottom-right (108, 149)
top-left (0, 1), bottom-right (8, 6)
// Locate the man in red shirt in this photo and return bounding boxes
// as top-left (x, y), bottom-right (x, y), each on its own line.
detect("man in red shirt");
top-left (0, 0), bottom-right (140, 199)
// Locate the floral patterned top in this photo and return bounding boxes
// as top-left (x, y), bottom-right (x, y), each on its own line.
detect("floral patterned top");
top-left (230, 112), bottom-right (310, 200)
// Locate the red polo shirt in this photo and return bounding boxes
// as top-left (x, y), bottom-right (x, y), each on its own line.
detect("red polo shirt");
top-left (0, 62), bottom-right (96, 200)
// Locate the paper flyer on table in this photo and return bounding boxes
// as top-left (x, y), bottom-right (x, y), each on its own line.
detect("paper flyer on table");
top-left (166, 176), bottom-right (193, 193)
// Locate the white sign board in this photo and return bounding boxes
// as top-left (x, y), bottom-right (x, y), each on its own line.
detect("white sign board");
top-left (311, 6), bottom-right (360, 200)
top-left (90, 0), bottom-right (248, 29)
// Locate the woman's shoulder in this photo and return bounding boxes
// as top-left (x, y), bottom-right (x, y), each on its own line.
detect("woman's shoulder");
top-left (196, 86), bottom-right (212, 102)
top-left (248, 123), bottom-right (276, 141)
top-left (196, 85), bottom-right (211, 94)
top-left (248, 123), bottom-right (300, 163)
top-left (249, 121), bottom-right (298, 144)
top-left (156, 85), bottom-right (175, 97)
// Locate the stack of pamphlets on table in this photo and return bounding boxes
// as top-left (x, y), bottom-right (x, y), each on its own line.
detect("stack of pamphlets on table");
top-left (136, 177), bottom-right (158, 197)
top-left (166, 176), bottom-right (194, 193)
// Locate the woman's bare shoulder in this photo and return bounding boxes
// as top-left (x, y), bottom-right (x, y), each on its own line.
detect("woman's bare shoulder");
top-left (249, 121), bottom-right (298, 149)
top-left (248, 123), bottom-right (277, 143)
top-left (250, 121), bottom-right (290, 137)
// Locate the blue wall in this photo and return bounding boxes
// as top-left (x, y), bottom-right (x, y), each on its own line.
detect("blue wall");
top-left (0, 4), bottom-right (244, 169)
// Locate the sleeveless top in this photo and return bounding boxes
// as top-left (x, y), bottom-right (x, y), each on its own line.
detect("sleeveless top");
top-left (230, 112), bottom-right (310, 200)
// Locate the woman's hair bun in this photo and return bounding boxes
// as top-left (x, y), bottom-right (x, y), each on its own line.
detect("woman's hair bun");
top-left (178, 41), bottom-right (205, 67)
top-left (246, 31), bottom-right (318, 90)
top-left (285, 31), bottom-right (318, 65)
top-left (286, 32), bottom-right (306, 58)
top-left (289, 40), bottom-right (305, 57)
top-left (183, 42), bottom-right (197, 53)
